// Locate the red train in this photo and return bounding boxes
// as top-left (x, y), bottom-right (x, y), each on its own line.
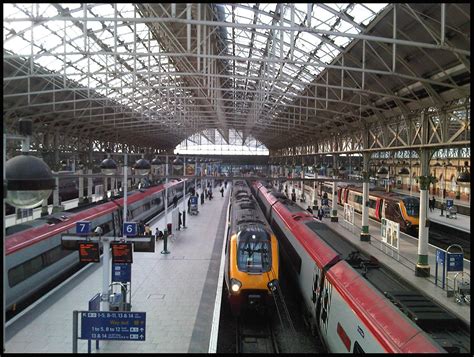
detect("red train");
top-left (5, 179), bottom-right (192, 313)
top-left (251, 181), bottom-right (469, 353)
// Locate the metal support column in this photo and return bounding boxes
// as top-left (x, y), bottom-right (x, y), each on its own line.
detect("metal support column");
top-left (78, 169), bottom-right (84, 203)
top-left (360, 153), bottom-right (371, 241)
top-left (331, 155), bottom-right (338, 222)
top-left (415, 148), bottom-right (431, 277)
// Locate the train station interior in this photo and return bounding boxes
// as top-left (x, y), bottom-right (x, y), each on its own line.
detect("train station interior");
top-left (3, 3), bottom-right (470, 354)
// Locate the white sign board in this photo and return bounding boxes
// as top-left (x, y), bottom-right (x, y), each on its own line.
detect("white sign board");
top-left (343, 203), bottom-right (355, 225)
top-left (381, 218), bottom-right (400, 251)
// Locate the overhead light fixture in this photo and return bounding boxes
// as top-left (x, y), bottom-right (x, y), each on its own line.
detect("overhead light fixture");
top-left (134, 158), bottom-right (151, 176)
top-left (100, 157), bottom-right (118, 175)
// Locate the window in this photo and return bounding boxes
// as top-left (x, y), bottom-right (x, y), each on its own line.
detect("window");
top-left (8, 245), bottom-right (75, 287)
top-left (403, 197), bottom-right (419, 216)
top-left (237, 240), bottom-right (272, 273)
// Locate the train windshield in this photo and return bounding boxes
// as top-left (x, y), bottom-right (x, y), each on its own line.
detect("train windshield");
top-left (237, 232), bottom-right (272, 273)
top-left (403, 197), bottom-right (420, 217)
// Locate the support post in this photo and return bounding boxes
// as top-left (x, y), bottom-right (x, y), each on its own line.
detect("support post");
top-left (78, 169), bottom-right (84, 203)
top-left (360, 153), bottom-right (371, 241)
top-left (415, 148), bottom-right (431, 277)
top-left (40, 197), bottom-right (49, 217)
top-left (331, 155), bottom-right (338, 222)
top-left (165, 155), bottom-right (169, 226)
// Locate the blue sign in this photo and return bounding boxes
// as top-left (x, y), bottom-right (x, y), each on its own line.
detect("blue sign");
top-left (112, 263), bottom-right (131, 283)
top-left (446, 199), bottom-right (454, 208)
top-left (123, 222), bottom-right (137, 236)
top-left (435, 249), bottom-right (445, 264)
top-left (446, 253), bottom-right (463, 272)
top-left (76, 221), bottom-right (91, 235)
top-left (190, 196), bottom-right (198, 205)
top-left (81, 311), bottom-right (146, 341)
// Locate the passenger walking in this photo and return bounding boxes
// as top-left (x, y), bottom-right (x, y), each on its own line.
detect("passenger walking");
top-left (291, 192), bottom-right (296, 202)
top-left (220, 186), bottom-right (224, 197)
top-left (200, 191), bottom-right (205, 205)
top-left (318, 208), bottom-right (324, 221)
top-left (224, 180), bottom-right (228, 189)
top-left (173, 195), bottom-right (178, 208)
top-left (431, 197), bottom-right (436, 212)
top-left (178, 211), bottom-right (182, 230)
top-left (187, 197), bottom-right (191, 213)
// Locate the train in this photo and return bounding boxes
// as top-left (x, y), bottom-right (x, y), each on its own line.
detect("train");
top-left (311, 182), bottom-right (420, 233)
top-left (224, 180), bottom-right (279, 316)
top-left (5, 178), bottom-right (194, 313)
top-left (251, 180), bottom-right (469, 353)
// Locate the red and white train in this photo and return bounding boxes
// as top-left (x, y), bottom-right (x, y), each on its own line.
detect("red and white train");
top-left (251, 181), bottom-right (469, 353)
top-left (5, 179), bottom-right (192, 313)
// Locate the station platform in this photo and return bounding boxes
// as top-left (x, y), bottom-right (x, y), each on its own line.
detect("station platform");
top-left (288, 183), bottom-right (470, 327)
top-left (5, 185), bottom-right (230, 353)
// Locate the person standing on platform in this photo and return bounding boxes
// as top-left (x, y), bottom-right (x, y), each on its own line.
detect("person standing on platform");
top-left (178, 211), bottom-right (182, 230)
top-left (318, 208), bottom-right (324, 221)
top-left (144, 223), bottom-right (151, 236)
top-left (201, 191), bottom-right (205, 205)
top-left (220, 186), bottom-right (224, 197)
top-left (224, 180), bottom-right (228, 189)
top-left (187, 197), bottom-right (191, 213)
top-left (431, 196), bottom-right (436, 212)
top-left (155, 227), bottom-right (163, 241)
top-left (173, 195), bottom-right (178, 208)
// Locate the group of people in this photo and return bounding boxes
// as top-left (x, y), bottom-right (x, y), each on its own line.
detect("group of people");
top-left (154, 181), bottom-right (229, 241)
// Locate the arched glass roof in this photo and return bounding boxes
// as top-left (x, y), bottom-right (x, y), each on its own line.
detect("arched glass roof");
top-left (3, 3), bottom-right (470, 151)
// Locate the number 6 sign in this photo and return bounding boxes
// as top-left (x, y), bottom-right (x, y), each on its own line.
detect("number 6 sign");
top-left (123, 222), bottom-right (137, 236)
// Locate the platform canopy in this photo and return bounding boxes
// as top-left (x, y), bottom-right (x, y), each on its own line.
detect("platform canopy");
top-left (3, 3), bottom-right (470, 151)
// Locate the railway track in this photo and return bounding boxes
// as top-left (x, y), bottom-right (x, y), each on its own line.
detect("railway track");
top-left (236, 316), bottom-right (279, 353)
top-left (427, 222), bottom-right (470, 260)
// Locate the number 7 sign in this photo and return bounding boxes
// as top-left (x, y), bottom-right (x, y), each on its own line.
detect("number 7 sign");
top-left (76, 221), bottom-right (92, 235)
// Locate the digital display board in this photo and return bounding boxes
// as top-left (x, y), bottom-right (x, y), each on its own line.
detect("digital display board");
top-left (79, 242), bottom-right (100, 263)
top-left (111, 242), bottom-right (133, 264)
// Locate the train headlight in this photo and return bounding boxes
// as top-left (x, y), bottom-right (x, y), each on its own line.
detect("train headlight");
top-left (267, 279), bottom-right (279, 292)
top-left (230, 278), bottom-right (242, 293)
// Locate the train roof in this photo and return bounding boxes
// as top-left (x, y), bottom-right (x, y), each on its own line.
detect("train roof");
top-left (5, 180), bottom-right (183, 255)
top-left (258, 186), bottom-right (340, 269)
top-left (231, 180), bottom-right (270, 233)
top-left (327, 261), bottom-right (445, 353)
top-left (304, 221), bottom-right (470, 353)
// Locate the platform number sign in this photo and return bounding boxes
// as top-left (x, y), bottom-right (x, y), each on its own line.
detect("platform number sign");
top-left (76, 221), bottom-right (92, 235)
top-left (123, 222), bottom-right (137, 237)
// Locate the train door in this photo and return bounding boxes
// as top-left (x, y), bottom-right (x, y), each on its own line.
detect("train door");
top-left (381, 199), bottom-right (386, 219)
top-left (311, 264), bottom-right (324, 337)
top-left (318, 278), bottom-right (333, 340)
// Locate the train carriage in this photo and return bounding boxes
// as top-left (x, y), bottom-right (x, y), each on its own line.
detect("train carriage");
top-left (224, 180), bottom-right (279, 316)
top-left (251, 181), bottom-right (469, 353)
top-left (5, 179), bottom-right (191, 312)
